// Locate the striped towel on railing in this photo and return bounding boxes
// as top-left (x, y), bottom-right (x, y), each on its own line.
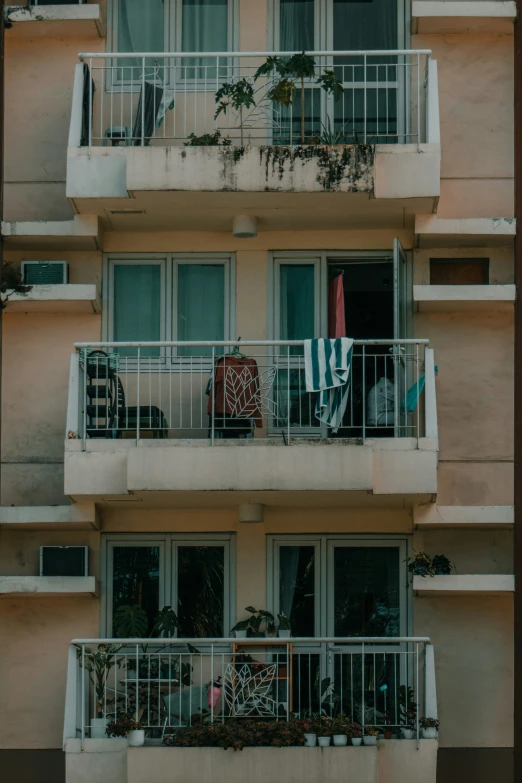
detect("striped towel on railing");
top-left (304, 338), bottom-right (354, 432)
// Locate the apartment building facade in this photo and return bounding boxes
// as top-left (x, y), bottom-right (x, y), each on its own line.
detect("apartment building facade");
top-left (0, 1), bottom-right (515, 782)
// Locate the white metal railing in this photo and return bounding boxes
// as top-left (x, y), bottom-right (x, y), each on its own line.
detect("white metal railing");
top-left (66, 340), bottom-right (434, 444)
top-left (64, 637), bottom-right (437, 744)
top-left (72, 50), bottom-right (432, 149)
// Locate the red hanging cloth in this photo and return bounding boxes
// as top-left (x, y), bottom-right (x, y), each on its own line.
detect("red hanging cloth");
top-left (328, 274), bottom-right (346, 338)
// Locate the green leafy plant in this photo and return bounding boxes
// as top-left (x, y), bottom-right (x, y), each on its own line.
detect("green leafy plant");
top-left (214, 78), bottom-right (255, 145)
top-left (255, 52), bottom-right (344, 144)
top-left (231, 606), bottom-right (275, 636)
top-left (432, 554), bottom-right (453, 575)
top-left (364, 726), bottom-right (380, 737)
top-left (163, 719), bottom-right (307, 751)
top-left (316, 117), bottom-right (347, 145)
top-left (106, 713), bottom-right (143, 737)
top-left (399, 685), bottom-right (418, 729)
top-left (406, 551), bottom-right (454, 581)
top-left (277, 611), bottom-right (292, 632)
top-left (1, 261), bottom-right (32, 309)
top-left (184, 130), bottom-right (232, 147)
top-left (77, 644), bottom-right (123, 718)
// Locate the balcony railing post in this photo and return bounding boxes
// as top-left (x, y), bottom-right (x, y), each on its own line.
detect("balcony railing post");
top-left (211, 346), bottom-right (215, 445)
top-left (424, 643), bottom-right (438, 721)
top-left (136, 347), bottom-right (141, 443)
top-left (141, 56), bottom-right (145, 146)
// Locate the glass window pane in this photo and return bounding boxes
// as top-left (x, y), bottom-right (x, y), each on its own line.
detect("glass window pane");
top-left (280, 264), bottom-right (315, 341)
top-left (182, 0), bottom-right (228, 79)
top-left (118, 0), bottom-right (165, 53)
top-left (280, 0), bottom-right (314, 51)
top-left (333, 547), bottom-right (400, 637)
top-left (177, 546), bottom-right (225, 637)
top-left (279, 546), bottom-right (315, 636)
top-left (177, 264), bottom-right (225, 356)
top-left (333, 0), bottom-right (397, 51)
top-left (113, 265), bottom-right (161, 357)
top-left (112, 546), bottom-right (160, 636)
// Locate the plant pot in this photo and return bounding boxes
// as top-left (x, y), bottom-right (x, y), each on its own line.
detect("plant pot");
top-left (278, 666), bottom-right (288, 678)
top-left (422, 727), bottom-right (438, 740)
top-left (363, 736), bottom-right (377, 746)
top-left (235, 630), bottom-right (248, 638)
top-left (318, 736), bottom-right (331, 747)
top-left (332, 734), bottom-right (348, 747)
top-left (351, 737), bottom-right (362, 746)
top-left (304, 733), bottom-right (317, 747)
top-left (128, 730), bottom-right (145, 747)
top-left (278, 630), bottom-right (291, 638)
top-left (401, 729), bottom-right (414, 740)
top-left (90, 717), bottom-right (108, 739)
top-left (384, 731), bottom-right (393, 740)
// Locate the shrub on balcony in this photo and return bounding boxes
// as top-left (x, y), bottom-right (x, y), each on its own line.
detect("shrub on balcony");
top-left (163, 719), bottom-right (308, 751)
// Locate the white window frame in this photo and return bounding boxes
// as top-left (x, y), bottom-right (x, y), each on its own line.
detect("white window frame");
top-left (103, 253), bottom-right (236, 360)
top-left (110, 0), bottom-right (240, 56)
top-left (102, 533), bottom-right (236, 638)
top-left (268, 0), bottom-right (408, 51)
top-left (267, 534), bottom-right (411, 642)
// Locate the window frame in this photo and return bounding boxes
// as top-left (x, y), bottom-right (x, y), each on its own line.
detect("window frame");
top-left (267, 534), bottom-right (411, 645)
top-left (110, 0), bottom-right (240, 58)
top-left (103, 253), bottom-right (236, 360)
top-left (102, 533), bottom-right (236, 638)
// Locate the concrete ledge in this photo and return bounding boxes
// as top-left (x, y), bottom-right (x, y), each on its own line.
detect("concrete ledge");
top-left (415, 215), bottom-right (516, 248)
top-left (413, 574), bottom-right (514, 595)
top-left (414, 285), bottom-right (515, 312)
top-left (0, 503), bottom-right (99, 530)
top-left (6, 4), bottom-right (105, 38)
top-left (412, 1), bottom-right (516, 34)
top-left (2, 284), bottom-right (101, 314)
top-left (1, 215), bottom-right (101, 250)
top-left (414, 504), bottom-right (514, 528)
top-left (0, 576), bottom-right (97, 597)
top-left (373, 145), bottom-right (440, 200)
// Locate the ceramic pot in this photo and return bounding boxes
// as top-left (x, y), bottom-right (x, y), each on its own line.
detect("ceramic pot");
top-left (351, 737), bottom-right (362, 746)
top-left (278, 630), bottom-right (291, 638)
top-left (318, 736), bottom-right (331, 747)
top-left (304, 733), bottom-right (317, 747)
top-left (90, 717), bottom-right (107, 739)
top-left (401, 729), bottom-right (414, 740)
top-left (128, 730), bottom-right (145, 747)
top-left (235, 630), bottom-right (248, 638)
top-left (363, 735), bottom-right (377, 746)
top-left (332, 735), bottom-right (348, 746)
top-left (422, 727), bottom-right (438, 740)
top-left (384, 731), bottom-right (393, 740)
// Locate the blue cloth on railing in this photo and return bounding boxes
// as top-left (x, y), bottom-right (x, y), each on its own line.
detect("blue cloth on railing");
top-left (402, 375), bottom-right (426, 413)
top-left (304, 338), bottom-right (354, 433)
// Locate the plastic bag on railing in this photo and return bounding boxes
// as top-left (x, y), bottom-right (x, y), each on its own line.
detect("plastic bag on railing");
top-left (402, 375), bottom-right (426, 413)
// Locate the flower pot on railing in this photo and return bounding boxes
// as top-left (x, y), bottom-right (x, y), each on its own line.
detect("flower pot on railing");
top-left (332, 734), bottom-right (348, 746)
top-left (278, 630), bottom-right (291, 639)
top-left (317, 736), bottom-right (331, 747)
top-left (401, 729), bottom-right (414, 740)
top-left (363, 735), bottom-right (377, 746)
top-left (351, 737), bottom-right (362, 746)
top-left (128, 730), bottom-right (145, 747)
top-left (304, 733), bottom-right (317, 747)
top-left (235, 630), bottom-right (248, 639)
top-left (422, 727), bottom-right (438, 740)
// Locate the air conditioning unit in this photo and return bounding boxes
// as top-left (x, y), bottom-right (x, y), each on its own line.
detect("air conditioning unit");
top-left (22, 261), bottom-right (68, 285)
top-left (40, 546), bottom-right (89, 577)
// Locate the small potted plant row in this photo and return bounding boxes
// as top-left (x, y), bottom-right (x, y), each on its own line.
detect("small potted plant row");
top-left (301, 715), bottom-right (363, 747)
top-left (231, 607), bottom-right (292, 638)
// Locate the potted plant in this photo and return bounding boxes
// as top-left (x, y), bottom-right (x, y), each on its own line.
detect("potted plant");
top-left (363, 726), bottom-right (379, 746)
top-left (77, 644), bottom-right (122, 738)
top-left (316, 716), bottom-right (333, 747)
top-left (106, 714), bottom-right (145, 747)
top-left (432, 555), bottom-right (453, 575)
top-left (347, 722), bottom-right (363, 746)
top-left (277, 611), bottom-right (292, 638)
top-left (406, 551), bottom-right (454, 581)
top-left (331, 714), bottom-right (350, 746)
top-left (214, 78), bottom-right (255, 146)
top-left (231, 607), bottom-right (275, 638)
top-left (300, 715), bottom-right (319, 747)
top-left (420, 717), bottom-right (440, 739)
top-left (399, 685), bottom-right (418, 739)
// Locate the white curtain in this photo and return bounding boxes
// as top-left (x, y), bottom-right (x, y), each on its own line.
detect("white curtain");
top-left (177, 264), bottom-right (225, 356)
top-left (280, 0), bottom-right (314, 51)
top-left (113, 265), bottom-right (161, 357)
top-left (333, 0), bottom-right (397, 51)
top-left (118, 0), bottom-right (165, 53)
top-left (182, 0), bottom-right (228, 52)
top-left (280, 264), bottom-right (315, 342)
